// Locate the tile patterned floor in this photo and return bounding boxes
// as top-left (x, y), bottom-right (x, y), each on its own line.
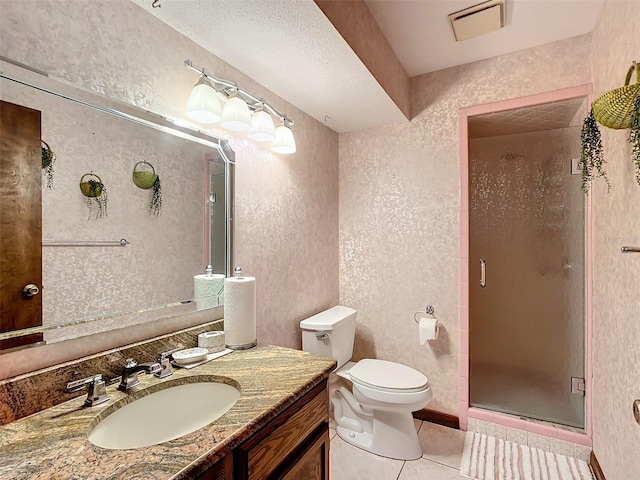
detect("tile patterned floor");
top-left (330, 420), bottom-right (469, 480)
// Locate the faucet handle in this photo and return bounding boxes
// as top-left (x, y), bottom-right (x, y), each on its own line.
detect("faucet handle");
top-left (155, 348), bottom-right (180, 379)
top-left (66, 374), bottom-right (110, 407)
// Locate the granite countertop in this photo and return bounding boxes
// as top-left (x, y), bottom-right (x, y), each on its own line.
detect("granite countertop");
top-left (0, 345), bottom-right (336, 479)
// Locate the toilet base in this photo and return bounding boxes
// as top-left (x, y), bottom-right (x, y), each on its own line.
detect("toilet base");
top-left (335, 410), bottom-right (423, 461)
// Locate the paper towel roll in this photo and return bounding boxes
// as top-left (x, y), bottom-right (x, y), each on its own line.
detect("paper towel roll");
top-left (419, 317), bottom-right (439, 345)
top-left (198, 331), bottom-right (225, 353)
top-left (224, 276), bottom-right (256, 349)
top-left (194, 274), bottom-right (225, 310)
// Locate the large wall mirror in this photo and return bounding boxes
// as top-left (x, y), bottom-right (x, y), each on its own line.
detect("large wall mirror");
top-left (0, 59), bottom-right (234, 353)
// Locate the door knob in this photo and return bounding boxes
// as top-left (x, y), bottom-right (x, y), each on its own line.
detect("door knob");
top-left (22, 284), bottom-right (40, 298)
top-left (634, 399), bottom-right (640, 426)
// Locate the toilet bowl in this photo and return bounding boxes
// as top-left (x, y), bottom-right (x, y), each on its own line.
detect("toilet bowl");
top-left (300, 306), bottom-right (433, 460)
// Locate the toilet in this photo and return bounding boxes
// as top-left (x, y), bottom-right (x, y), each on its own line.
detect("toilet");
top-left (300, 305), bottom-right (433, 460)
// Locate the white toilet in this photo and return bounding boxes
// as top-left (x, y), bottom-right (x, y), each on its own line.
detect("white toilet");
top-left (300, 305), bottom-right (433, 460)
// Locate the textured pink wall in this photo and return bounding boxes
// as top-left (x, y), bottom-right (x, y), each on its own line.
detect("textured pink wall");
top-left (0, 0), bottom-right (339, 377)
top-left (590, 1), bottom-right (640, 477)
top-left (339, 35), bottom-right (592, 415)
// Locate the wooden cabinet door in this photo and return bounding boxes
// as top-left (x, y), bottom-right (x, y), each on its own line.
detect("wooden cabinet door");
top-left (0, 100), bottom-right (43, 350)
top-left (278, 426), bottom-right (329, 480)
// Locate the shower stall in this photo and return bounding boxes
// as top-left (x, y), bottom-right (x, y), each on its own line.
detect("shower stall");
top-left (467, 98), bottom-right (588, 429)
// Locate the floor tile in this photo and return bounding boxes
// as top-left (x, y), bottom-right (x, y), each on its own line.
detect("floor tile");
top-left (398, 458), bottom-right (466, 480)
top-left (330, 434), bottom-right (404, 480)
top-left (417, 422), bottom-right (467, 469)
top-left (329, 427), bottom-right (337, 441)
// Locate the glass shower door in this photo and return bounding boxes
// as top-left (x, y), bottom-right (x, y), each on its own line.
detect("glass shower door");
top-left (469, 126), bottom-right (585, 429)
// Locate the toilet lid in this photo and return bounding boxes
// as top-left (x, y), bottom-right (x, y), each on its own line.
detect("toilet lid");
top-left (349, 359), bottom-right (429, 393)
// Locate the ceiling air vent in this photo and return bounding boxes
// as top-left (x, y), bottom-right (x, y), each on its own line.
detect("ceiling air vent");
top-left (448, 0), bottom-right (505, 42)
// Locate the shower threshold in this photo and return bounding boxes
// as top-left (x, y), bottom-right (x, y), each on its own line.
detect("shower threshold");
top-left (470, 403), bottom-right (586, 435)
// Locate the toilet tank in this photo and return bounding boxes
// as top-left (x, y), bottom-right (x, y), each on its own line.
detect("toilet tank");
top-left (300, 306), bottom-right (357, 369)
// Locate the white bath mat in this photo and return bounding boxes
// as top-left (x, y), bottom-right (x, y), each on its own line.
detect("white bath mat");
top-left (460, 431), bottom-right (593, 480)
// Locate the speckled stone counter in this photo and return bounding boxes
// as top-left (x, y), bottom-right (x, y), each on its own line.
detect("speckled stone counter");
top-left (0, 345), bottom-right (336, 479)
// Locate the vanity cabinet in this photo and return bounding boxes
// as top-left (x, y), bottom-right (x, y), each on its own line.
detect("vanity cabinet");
top-left (198, 379), bottom-right (330, 480)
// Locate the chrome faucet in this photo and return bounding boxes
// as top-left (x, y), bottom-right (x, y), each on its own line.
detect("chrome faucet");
top-left (118, 358), bottom-right (162, 391)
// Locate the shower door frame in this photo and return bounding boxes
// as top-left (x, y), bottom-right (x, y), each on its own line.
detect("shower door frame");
top-left (457, 84), bottom-right (593, 446)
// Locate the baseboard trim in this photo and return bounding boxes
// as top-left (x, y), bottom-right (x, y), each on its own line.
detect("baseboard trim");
top-left (590, 452), bottom-right (606, 480)
top-left (413, 408), bottom-right (460, 430)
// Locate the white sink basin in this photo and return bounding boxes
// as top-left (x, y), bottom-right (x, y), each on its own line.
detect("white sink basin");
top-left (88, 381), bottom-right (240, 449)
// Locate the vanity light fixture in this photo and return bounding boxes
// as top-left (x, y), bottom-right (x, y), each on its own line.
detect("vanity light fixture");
top-left (185, 59), bottom-right (295, 154)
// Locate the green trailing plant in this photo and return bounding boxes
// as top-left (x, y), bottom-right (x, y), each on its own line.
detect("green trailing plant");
top-left (41, 140), bottom-right (56, 189)
top-left (629, 94), bottom-right (640, 186)
top-left (86, 181), bottom-right (108, 220)
top-left (150, 176), bottom-right (162, 216)
top-left (580, 110), bottom-right (609, 193)
top-left (80, 174), bottom-right (108, 220)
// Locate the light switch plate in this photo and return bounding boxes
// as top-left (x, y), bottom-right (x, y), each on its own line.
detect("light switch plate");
top-left (571, 158), bottom-right (581, 175)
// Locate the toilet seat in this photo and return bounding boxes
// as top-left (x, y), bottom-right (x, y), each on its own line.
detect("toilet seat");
top-left (350, 359), bottom-right (429, 393)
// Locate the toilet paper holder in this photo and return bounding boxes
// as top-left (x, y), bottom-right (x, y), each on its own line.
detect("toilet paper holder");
top-left (413, 305), bottom-right (438, 324)
top-left (414, 305), bottom-right (441, 343)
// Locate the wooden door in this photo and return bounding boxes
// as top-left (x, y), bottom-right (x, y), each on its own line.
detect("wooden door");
top-left (0, 100), bottom-right (43, 350)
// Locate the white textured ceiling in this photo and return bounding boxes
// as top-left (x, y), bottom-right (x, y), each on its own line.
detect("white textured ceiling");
top-left (129, 0), bottom-right (407, 134)
top-left (130, 0), bottom-right (605, 133)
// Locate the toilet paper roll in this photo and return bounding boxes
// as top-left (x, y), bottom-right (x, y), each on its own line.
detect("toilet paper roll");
top-left (198, 331), bottom-right (225, 353)
top-left (194, 274), bottom-right (225, 310)
top-left (419, 317), bottom-right (439, 345)
top-left (224, 276), bottom-right (256, 349)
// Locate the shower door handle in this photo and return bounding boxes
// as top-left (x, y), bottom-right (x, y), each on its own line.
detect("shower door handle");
top-left (480, 259), bottom-right (486, 288)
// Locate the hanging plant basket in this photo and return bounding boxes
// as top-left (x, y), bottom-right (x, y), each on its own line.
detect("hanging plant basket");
top-left (592, 62), bottom-right (639, 130)
top-left (41, 140), bottom-right (56, 189)
top-left (132, 161), bottom-right (162, 216)
top-left (580, 61), bottom-right (640, 193)
top-left (80, 173), bottom-right (103, 197)
top-left (132, 161), bottom-right (158, 189)
top-left (79, 173), bottom-right (108, 219)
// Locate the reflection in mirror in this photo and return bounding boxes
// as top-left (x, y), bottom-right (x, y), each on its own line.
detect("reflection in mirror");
top-left (0, 61), bottom-right (233, 352)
